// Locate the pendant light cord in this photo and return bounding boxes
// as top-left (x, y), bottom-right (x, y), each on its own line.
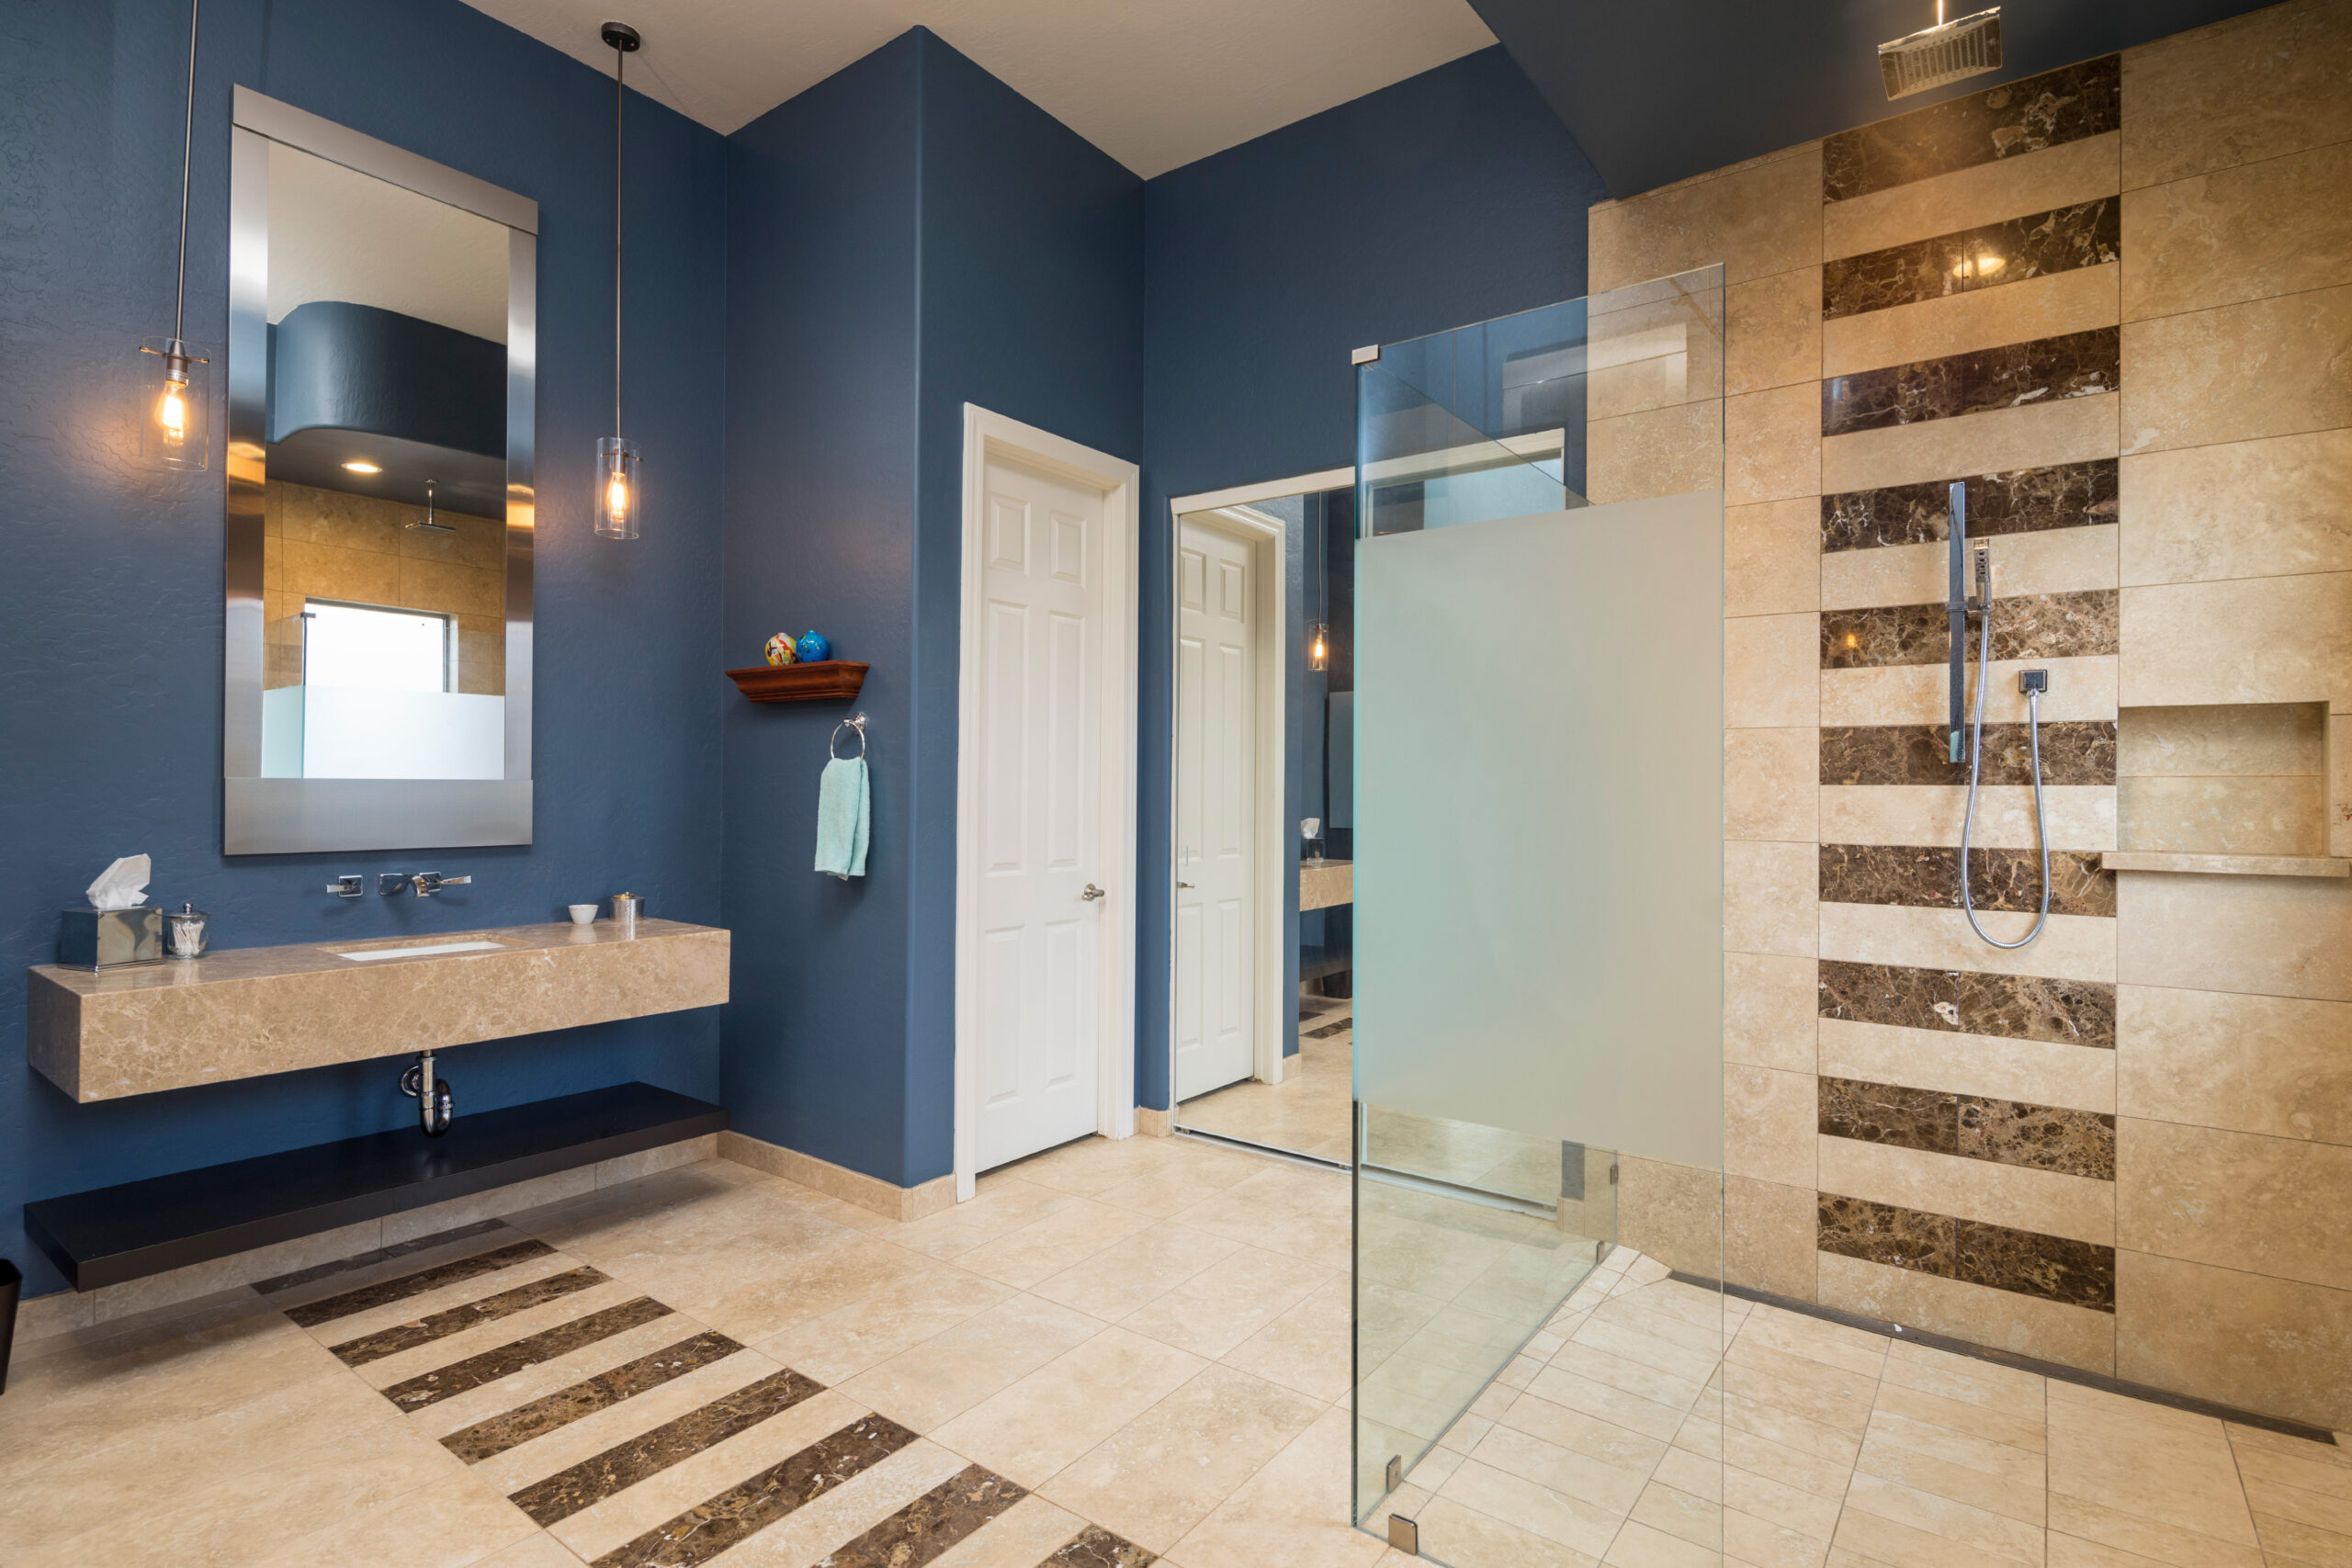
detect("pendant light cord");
top-left (613, 42), bottom-right (624, 436)
top-left (173, 0), bottom-right (199, 344)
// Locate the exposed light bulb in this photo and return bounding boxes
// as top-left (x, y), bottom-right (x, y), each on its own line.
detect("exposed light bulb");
top-left (1311, 632), bottom-right (1326, 660)
top-left (156, 374), bottom-right (188, 445)
top-left (605, 473), bottom-right (631, 524)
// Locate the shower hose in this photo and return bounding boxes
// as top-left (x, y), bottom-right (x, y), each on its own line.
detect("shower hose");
top-left (1959, 601), bottom-right (2052, 949)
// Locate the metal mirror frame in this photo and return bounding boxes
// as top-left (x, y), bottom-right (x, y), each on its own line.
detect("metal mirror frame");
top-left (223, 85), bottom-right (536, 854)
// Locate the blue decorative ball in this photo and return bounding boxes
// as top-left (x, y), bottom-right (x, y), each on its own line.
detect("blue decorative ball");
top-left (795, 630), bottom-right (831, 664)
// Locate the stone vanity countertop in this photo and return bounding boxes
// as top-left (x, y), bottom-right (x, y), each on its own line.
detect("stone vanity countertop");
top-left (1300, 859), bottom-right (1353, 912)
top-left (28, 919), bottom-right (729, 1103)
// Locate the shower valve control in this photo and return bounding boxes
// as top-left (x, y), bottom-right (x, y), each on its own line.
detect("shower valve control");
top-left (2020, 670), bottom-right (2049, 694)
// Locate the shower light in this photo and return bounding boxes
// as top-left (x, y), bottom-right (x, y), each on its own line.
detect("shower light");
top-left (594, 20), bottom-right (642, 542)
top-left (342, 460), bottom-right (381, 474)
top-left (135, 0), bottom-right (209, 469)
top-left (1879, 2), bottom-right (2002, 100)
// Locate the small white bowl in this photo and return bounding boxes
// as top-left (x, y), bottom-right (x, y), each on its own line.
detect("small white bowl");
top-left (569, 904), bottom-right (598, 925)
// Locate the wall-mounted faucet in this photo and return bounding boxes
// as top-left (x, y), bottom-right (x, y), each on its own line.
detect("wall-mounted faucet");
top-left (411, 873), bottom-right (471, 898)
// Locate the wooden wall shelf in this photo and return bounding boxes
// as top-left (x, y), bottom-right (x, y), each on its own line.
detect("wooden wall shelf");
top-left (726, 660), bottom-right (868, 703)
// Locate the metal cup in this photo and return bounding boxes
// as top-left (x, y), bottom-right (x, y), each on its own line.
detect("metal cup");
top-left (610, 893), bottom-right (642, 936)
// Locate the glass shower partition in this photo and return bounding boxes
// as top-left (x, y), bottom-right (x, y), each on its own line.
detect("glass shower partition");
top-left (1351, 266), bottom-right (1729, 1563)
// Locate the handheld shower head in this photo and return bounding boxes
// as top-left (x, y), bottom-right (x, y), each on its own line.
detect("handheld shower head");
top-left (1880, 4), bottom-right (2003, 99)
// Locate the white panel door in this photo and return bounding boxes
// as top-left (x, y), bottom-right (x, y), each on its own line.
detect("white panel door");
top-left (1174, 518), bottom-right (1257, 1100)
top-left (975, 456), bottom-right (1106, 1170)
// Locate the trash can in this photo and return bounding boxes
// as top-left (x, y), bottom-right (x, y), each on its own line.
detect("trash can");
top-left (0, 1258), bottom-right (19, 1396)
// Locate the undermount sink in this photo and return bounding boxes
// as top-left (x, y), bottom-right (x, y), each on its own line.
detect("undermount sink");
top-left (329, 939), bottom-right (511, 962)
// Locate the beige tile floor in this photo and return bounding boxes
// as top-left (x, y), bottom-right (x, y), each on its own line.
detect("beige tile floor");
top-left (2, 1132), bottom-right (2342, 1568)
top-left (1387, 1245), bottom-right (2352, 1568)
top-left (1175, 1000), bottom-right (1355, 1163)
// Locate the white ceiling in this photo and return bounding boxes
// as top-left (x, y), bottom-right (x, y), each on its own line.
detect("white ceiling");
top-left (462, 0), bottom-right (1498, 177)
top-left (268, 141), bottom-right (510, 341)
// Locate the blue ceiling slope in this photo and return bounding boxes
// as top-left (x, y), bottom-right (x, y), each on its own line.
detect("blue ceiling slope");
top-left (1469, 0), bottom-right (2285, 197)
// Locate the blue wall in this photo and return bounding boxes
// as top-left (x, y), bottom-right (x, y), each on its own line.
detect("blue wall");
top-left (0, 0), bottom-right (729, 1297)
top-left (718, 30), bottom-right (1142, 1189)
top-left (1133, 46), bottom-right (1606, 1110)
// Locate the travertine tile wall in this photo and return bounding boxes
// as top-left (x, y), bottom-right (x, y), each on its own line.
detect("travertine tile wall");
top-left (262, 479), bottom-right (508, 694)
top-left (1590, 0), bottom-right (2352, 1428)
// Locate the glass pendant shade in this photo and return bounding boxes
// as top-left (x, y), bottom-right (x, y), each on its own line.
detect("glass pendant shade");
top-left (596, 436), bottom-right (640, 540)
top-left (136, 335), bottom-right (209, 469)
top-left (1308, 619), bottom-right (1330, 671)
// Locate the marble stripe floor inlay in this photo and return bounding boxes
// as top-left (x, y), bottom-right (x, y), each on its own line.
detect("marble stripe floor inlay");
top-left (442, 1328), bottom-right (746, 1462)
top-left (1819, 841), bottom-right (2116, 916)
top-left (1302, 1017), bottom-right (1351, 1039)
top-left (1821, 587), bottom-right (2118, 667)
top-left (1822, 53), bottom-right (2120, 201)
top-left (1817, 957), bottom-right (2117, 1045)
top-left (1824, 198), bottom-right (2120, 320)
top-left (585, 1413), bottom-right (919, 1568)
top-left (1821, 720), bottom-right (2116, 784)
top-left (252, 1217), bottom-right (515, 1295)
top-left (381, 1294), bottom-right (675, 1409)
top-left (1821, 459), bottom-right (2118, 552)
top-left (1821, 325), bottom-right (2119, 436)
top-left (1046, 1525), bottom-right (1159, 1565)
top-left (1817, 1190), bottom-right (2118, 1310)
top-left (327, 1265), bottom-right (611, 1367)
top-left (1819, 1074), bottom-right (2117, 1178)
top-left (511, 1365), bottom-right (829, 1526)
top-left (283, 1235), bottom-right (555, 1326)
top-left (817, 1462), bottom-right (1028, 1568)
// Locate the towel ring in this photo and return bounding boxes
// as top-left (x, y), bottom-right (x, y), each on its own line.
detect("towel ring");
top-left (830, 712), bottom-right (869, 761)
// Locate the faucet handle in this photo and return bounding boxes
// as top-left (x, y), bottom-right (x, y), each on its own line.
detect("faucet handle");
top-left (325, 874), bottom-right (364, 898)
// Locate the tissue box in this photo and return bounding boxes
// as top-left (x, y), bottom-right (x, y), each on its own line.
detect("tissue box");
top-left (58, 907), bottom-right (163, 970)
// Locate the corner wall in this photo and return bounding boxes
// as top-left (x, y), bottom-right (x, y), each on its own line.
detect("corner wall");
top-left (0, 0), bottom-right (729, 1302)
top-left (1600, 0), bottom-right (2352, 1428)
top-left (1135, 45), bottom-right (1608, 1110)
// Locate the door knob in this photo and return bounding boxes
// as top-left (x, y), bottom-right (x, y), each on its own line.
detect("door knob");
top-left (1178, 881), bottom-right (1194, 889)
top-left (1080, 884), bottom-right (1106, 902)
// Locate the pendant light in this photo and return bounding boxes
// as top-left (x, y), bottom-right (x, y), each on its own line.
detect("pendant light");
top-left (1306, 498), bottom-right (1330, 671)
top-left (595, 21), bottom-right (642, 540)
top-left (138, 0), bottom-right (209, 469)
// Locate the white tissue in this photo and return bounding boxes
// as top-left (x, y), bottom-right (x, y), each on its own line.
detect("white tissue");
top-left (85, 854), bottom-right (153, 910)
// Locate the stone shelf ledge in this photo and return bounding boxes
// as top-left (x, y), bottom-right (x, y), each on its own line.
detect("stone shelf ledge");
top-left (28, 919), bottom-right (729, 1102)
top-left (2098, 852), bottom-right (2351, 879)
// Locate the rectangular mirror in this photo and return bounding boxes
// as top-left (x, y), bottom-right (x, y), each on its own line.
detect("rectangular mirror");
top-left (224, 87), bottom-right (535, 854)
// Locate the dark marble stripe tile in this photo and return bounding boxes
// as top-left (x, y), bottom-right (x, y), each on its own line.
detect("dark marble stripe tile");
top-left (1822, 327), bottom-right (2118, 437)
top-left (1960, 1098), bottom-right (2116, 1179)
top-left (583, 1412), bottom-right (916, 1568)
top-left (1825, 200), bottom-right (2120, 321)
top-left (286, 1237), bottom-right (554, 1327)
top-left (1821, 588), bottom-right (2118, 668)
top-left (1817, 1193), bottom-right (1955, 1274)
top-left (1818, 959), bottom-right (2116, 1048)
top-left (254, 1219), bottom-right (515, 1297)
top-left (1819, 1077), bottom-right (1959, 1155)
top-left (820, 1464), bottom-right (1028, 1568)
top-left (1956, 1218), bottom-right (2116, 1311)
top-left (1045, 1526), bottom-right (1159, 1566)
top-left (1819, 843), bottom-right (2115, 917)
top-left (1821, 461), bottom-right (2119, 553)
top-left (383, 1296), bottom-right (673, 1410)
top-left (512, 1366), bottom-right (827, 1528)
top-left (1824, 55), bottom-right (2120, 202)
top-left (329, 1266), bottom-right (607, 1368)
top-left (1303, 1019), bottom-right (1352, 1039)
top-left (1820, 722), bottom-right (2116, 786)
top-left (442, 1330), bottom-right (744, 1464)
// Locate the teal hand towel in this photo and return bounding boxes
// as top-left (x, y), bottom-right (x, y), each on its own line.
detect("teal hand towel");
top-left (815, 756), bottom-right (869, 879)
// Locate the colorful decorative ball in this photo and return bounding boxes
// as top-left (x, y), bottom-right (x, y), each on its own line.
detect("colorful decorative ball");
top-left (763, 632), bottom-right (797, 667)
top-left (795, 630), bottom-right (831, 664)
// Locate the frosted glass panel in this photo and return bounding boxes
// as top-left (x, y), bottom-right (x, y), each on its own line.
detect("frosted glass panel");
top-left (1354, 491), bottom-right (1725, 1170)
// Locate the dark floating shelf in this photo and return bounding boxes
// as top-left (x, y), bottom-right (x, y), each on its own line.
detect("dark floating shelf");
top-left (726, 660), bottom-right (868, 704)
top-left (23, 1083), bottom-right (727, 1292)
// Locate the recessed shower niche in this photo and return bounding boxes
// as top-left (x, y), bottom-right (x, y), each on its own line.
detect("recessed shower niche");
top-left (2112, 702), bottom-right (2345, 873)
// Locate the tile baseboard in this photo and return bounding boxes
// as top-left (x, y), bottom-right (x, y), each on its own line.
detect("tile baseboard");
top-left (1135, 1105), bottom-right (1174, 1136)
top-left (718, 1131), bottom-right (956, 1222)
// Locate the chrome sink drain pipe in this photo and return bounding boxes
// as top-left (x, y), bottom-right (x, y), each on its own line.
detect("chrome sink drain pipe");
top-left (400, 1050), bottom-right (456, 1137)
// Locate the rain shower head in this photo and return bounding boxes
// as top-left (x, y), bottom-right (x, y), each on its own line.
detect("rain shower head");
top-left (1879, 5), bottom-right (2003, 98)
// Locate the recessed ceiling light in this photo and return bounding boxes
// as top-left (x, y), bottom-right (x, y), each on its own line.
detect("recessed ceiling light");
top-left (343, 460), bottom-right (381, 474)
